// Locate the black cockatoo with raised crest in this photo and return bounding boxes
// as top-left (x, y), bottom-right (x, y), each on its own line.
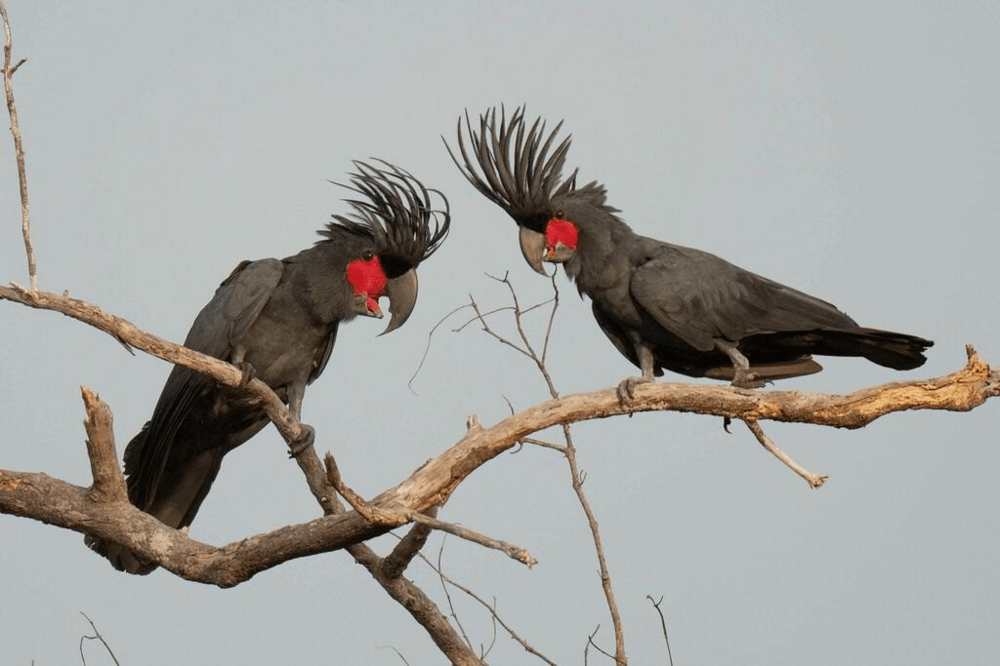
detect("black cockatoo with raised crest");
top-left (447, 106), bottom-right (931, 399)
top-left (88, 160), bottom-right (449, 574)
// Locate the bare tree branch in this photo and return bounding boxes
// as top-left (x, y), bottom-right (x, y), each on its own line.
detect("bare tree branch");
top-left (585, 625), bottom-right (623, 665)
top-left (81, 387), bottom-right (127, 503)
top-left (381, 507), bottom-right (438, 579)
top-left (482, 273), bottom-right (629, 663)
top-left (418, 546), bottom-right (559, 665)
top-left (1, 1), bottom-right (36, 290)
top-left (78, 612), bottom-right (120, 666)
top-left (408, 512), bottom-right (537, 567)
top-left (646, 595), bottom-right (674, 666)
top-left (0, 284), bottom-right (310, 447)
top-left (2, 338), bottom-right (994, 585)
top-left (434, 540), bottom-right (477, 655)
top-left (3, 280), bottom-right (997, 590)
top-left (744, 417), bottom-right (828, 488)
top-left (348, 538), bottom-right (483, 665)
top-left (561, 422), bottom-right (627, 662)
top-left (326, 451), bottom-right (537, 566)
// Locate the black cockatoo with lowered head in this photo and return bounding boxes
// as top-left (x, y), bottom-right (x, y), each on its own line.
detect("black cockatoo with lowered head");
top-left (446, 106), bottom-right (931, 398)
top-left (87, 160), bottom-right (450, 574)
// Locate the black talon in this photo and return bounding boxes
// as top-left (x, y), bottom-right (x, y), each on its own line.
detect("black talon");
top-left (288, 424), bottom-right (316, 458)
top-left (616, 375), bottom-right (651, 404)
top-left (236, 361), bottom-right (256, 388)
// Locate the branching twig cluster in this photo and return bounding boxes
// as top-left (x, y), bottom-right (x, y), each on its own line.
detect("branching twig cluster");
top-left (462, 271), bottom-right (629, 662)
top-left (419, 542), bottom-right (558, 665)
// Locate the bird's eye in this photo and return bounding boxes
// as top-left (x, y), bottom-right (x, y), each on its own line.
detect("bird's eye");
top-left (362, 250), bottom-right (374, 261)
top-left (554, 211), bottom-right (564, 219)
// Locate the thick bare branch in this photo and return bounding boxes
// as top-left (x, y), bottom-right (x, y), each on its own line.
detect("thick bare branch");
top-left (381, 507), bottom-right (438, 579)
top-left (0, 269), bottom-right (481, 661)
top-left (0, 286), bottom-right (309, 447)
top-left (349, 540), bottom-right (484, 665)
top-left (81, 386), bottom-right (127, 503)
top-left (3, 283), bottom-right (997, 588)
top-left (3, 351), bottom-right (996, 587)
top-left (0, 280), bottom-right (995, 588)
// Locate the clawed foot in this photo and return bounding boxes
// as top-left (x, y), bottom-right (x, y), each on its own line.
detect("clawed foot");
top-left (730, 367), bottom-right (764, 390)
top-left (288, 424), bottom-right (315, 458)
top-left (617, 375), bottom-right (652, 403)
top-left (236, 361), bottom-right (257, 388)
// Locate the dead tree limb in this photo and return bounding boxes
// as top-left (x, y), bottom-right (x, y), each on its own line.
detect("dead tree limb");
top-left (2, 281), bottom-right (997, 587)
top-left (1, 1), bottom-right (36, 290)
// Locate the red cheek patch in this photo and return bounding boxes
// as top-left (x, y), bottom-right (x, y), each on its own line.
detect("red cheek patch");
top-left (347, 256), bottom-right (387, 312)
top-left (546, 218), bottom-right (579, 255)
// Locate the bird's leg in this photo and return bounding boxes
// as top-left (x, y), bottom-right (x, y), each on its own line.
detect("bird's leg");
top-left (617, 343), bottom-right (656, 403)
top-left (714, 338), bottom-right (764, 389)
top-left (285, 381), bottom-right (315, 457)
top-left (229, 345), bottom-right (256, 388)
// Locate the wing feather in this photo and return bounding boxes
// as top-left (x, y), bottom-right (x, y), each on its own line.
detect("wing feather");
top-left (629, 241), bottom-right (857, 352)
top-left (126, 259), bottom-right (284, 508)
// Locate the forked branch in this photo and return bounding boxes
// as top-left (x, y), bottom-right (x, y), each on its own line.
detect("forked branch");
top-left (2, 283), bottom-right (997, 588)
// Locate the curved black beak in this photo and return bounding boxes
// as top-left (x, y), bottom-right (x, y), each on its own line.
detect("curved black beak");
top-left (519, 226), bottom-right (550, 276)
top-left (379, 268), bottom-right (418, 336)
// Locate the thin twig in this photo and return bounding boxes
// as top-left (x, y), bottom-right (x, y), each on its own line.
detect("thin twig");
top-left (436, 539), bottom-right (476, 654)
top-left (409, 302), bottom-right (474, 391)
top-left (646, 595), bottom-right (675, 666)
top-left (324, 452), bottom-right (396, 524)
top-left (409, 512), bottom-right (537, 568)
top-left (326, 452), bottom-right (536, 566)
top-left (454, 302), bottom-right (552, 332)
top-left (78, 613), bottom-right (120, 666)
top-left (475, 273), bottom-right (630, 663)
top-left (585, 625), bottom-right (621, 665)
top-left (519, 436), bottom-right (567, 453)
top-left (469, 294), bottom-right (531, 358)
top-left (374, 644), bottom-right (411, 666)
top-left (744, 418), bottom-right (828, 488)
top-left (419, 548), bottom-right (558, 665)
top-left (563, 422), bottom-right (627, 662)
top-left (587, 630), bottom-right (625, 665)
top-left (1, 1), bottom-right (36, 290)
top-left (540, 271), bottom-right (560, 363)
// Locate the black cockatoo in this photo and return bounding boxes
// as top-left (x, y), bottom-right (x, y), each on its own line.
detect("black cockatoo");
top-left (447, 107), bottom-right (931, 398)
top-left (87, 160), bottom-right (450, 574)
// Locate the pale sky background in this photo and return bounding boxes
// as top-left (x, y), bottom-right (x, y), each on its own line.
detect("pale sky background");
top-left (2, 2), bottom-right (998, 664)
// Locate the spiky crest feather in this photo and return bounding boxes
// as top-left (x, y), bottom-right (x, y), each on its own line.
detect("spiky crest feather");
top-left (322, 160), bottom-right (450, 277)
top-left (446, 106), bottom-right (590, 230)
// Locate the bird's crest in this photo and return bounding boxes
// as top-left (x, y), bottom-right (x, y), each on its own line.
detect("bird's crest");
top-left (323, 160), bottom-right (451, 278)
top-left (445, 106), bottom-right (581, 229)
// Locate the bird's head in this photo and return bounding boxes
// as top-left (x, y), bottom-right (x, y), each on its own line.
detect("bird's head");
top-left (518, 180), bottom-right (620, 274)
top-left (324, 160), bottom-right (451, 334)
top-left (446, 105), bottom-right (579, 275)
top-left (446, 105), bottom-right (621, 277)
